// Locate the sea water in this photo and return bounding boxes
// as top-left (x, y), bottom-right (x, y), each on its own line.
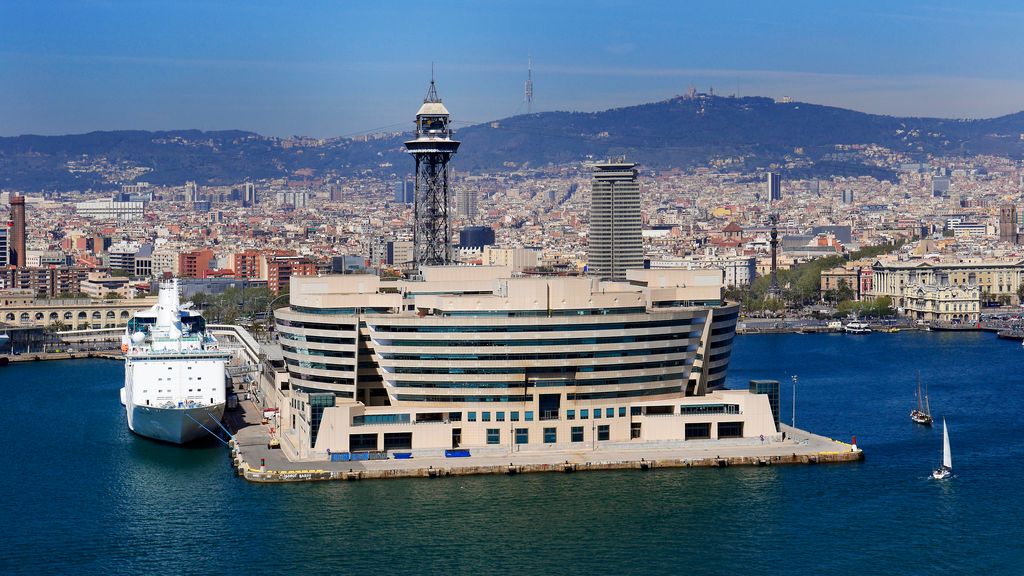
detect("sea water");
top-left (1, 331), bottom-right (1021, 574)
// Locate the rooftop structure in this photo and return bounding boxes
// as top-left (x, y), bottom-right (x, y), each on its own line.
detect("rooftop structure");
top-left (404, 77), bottom-right (460, 269)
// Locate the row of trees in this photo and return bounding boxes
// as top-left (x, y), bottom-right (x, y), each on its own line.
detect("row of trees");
top-left (186, 286), bottom-right (287, 340)
top-left (724, 240), bottom-right (906, 315)
top-left (836, 296), bottom-right (895, 318)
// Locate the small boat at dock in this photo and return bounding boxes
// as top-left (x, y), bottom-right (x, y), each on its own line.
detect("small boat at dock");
top-left (844, 321), bottom-right (871, 334)
top-left (996, 329), bottom-right (1024, 341)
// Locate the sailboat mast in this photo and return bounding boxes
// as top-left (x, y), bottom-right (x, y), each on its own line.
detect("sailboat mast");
top-left (924, 383), bottom-right (931, 416)
top-left (916, 373), bottom-right (923, 412)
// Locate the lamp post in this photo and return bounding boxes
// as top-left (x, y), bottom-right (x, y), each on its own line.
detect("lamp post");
top-left (259, 292), bottom-right (291, 342)
top-left (791, 375), bottom-right (798, 428)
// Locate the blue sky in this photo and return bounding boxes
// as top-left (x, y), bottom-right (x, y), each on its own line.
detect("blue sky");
top-left (2, 0), bottom-right (1024, 137)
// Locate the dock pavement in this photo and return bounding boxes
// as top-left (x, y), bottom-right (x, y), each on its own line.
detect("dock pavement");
top-left (225, 399), bottom-right (863, 483)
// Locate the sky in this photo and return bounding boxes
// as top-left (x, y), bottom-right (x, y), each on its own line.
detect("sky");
top-left (3, 0), bottom-right (1024, 137)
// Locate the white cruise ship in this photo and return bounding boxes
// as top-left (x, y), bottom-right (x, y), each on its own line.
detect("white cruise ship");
top-left (120, 280), bottom-right (232, 444)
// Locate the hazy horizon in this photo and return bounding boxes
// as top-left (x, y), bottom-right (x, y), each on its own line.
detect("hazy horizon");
top-left (4, 0), bottom-right (1024, 138)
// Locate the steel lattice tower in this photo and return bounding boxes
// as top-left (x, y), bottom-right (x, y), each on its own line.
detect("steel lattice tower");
top-left (405, 77), bottom-right (460, 268)
top-left (524, 54), bottom-right (533, 114)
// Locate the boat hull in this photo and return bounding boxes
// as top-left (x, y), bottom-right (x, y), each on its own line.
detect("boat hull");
top-left (128, 403), bottom-right (226, 444)
top-left (910, 410), bottom-right (933, 425)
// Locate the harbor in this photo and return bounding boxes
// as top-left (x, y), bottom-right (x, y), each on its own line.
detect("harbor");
top-left (2, 331), bottom-right (1018, 574)
top-left (11, 298), bottom-right (1024, 485)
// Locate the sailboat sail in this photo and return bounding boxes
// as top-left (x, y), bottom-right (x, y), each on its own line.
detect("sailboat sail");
top-left (942, 419), bottom-right (952, 470)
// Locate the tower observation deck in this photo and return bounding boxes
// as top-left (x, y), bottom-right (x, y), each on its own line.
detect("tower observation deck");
top-left (405, 79), bottom-right (460, 268)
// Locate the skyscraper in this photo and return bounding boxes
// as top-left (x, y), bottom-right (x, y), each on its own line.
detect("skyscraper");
top-left (404, 77), bottom-right (460, 268)
top-left (242, 182), bottom-right (257, 207)
top-left (0, 227), bottom-right (8, 269)
top-left (184, 181), bottom-right (198, 203)
top-left (1000, 205), bottom-right (1018, 244)
top-left (394, 179), bottom-right (414, 205)
top-left (588, 160), bottom-right (642, 280)
top-left (767, 172), bottom-right (782, 202)
top-left (10, 195), bottom-right (26, 269)
top-left (456, 185), bottom-right (477, 220)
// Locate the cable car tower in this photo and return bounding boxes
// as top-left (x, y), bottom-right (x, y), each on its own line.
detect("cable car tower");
top-left (405, 74), bottom-right (460, 268)
top-left (524, 54), bottom-right (533, 114)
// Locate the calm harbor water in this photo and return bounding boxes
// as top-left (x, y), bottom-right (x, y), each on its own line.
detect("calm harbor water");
top-left (1, 331), bottom-right (1022, 574)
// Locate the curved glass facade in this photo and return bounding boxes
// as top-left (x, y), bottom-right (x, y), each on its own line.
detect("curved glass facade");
top-left (273, 272), bottom-right (739, 422)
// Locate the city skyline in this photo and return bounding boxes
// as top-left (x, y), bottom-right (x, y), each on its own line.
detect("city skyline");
top-left (4, 1), bottom-right (1024, 137)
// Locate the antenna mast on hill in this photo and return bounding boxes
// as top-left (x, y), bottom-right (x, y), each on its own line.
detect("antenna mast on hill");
top-left (524, 54), bottom-right (534, 114)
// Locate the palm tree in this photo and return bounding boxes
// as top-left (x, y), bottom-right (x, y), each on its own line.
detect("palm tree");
top-left (44, 320), bottom-right (67, 353)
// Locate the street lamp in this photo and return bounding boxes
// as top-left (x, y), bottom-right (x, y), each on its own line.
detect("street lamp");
top-left (791, 375), bottom-right (798, 429)
top-left (258, 292), bottom-right (291, 341)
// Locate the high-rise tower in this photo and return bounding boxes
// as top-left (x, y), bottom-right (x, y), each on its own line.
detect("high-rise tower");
top-left (405, 77), bottom-right (460, 268)
top-left (766, 172), bottom-right (782, 202)
top-left (1000, 204), bottom-right (1018, 244)
top-left (242, 182), bottom-right (257, 207)
top-left (10, 195), bottom-right (26, 269)
top-left (588, 160), bottom-right (642, 281)
top-left (456, 185), bottom-right (478, 220)
top-left (184, 181), bottom-right (198, 203)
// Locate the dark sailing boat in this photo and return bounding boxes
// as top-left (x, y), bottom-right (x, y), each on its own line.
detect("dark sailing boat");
top-left (911, 373), bottom-right (933, 425)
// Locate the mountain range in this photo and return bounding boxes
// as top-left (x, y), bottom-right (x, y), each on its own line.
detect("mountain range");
top-left (5, 94), bottom-right (1024, 192)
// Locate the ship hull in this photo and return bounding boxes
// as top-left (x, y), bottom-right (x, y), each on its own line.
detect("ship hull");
top-left (128, 402), bottom-right (226, 444)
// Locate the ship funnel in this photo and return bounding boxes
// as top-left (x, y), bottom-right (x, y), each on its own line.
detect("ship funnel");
top-left (156, 279), bottom-right (181, 331)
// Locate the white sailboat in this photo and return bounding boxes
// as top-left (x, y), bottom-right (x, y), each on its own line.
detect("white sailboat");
top-left (932, 418), bottom-right (952, 480)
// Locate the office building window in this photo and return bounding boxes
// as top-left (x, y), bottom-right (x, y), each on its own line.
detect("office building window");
top-left (581, 409), bottom-right (589, 420)
top-left (383, 432), bottom-right (412, 450)
top-left (606, 408), bottom-right (614, 418)
top-left (511, 411), bottom-right (520, 421)
top-left (515, 428), bottom-right (529, 445)
top-left (630, 422), bottom-right (642, 439)
top-left (468, 412), bottom-right (477, 422)
top-left (486, 428), bottom-right (500, 445)
top-left (525, 411), bottom-right (534, 421)
top-left (482, 412), bottom-right (491, 422)
top-left (598, 425), bottom-right (610, 441)
top-left (543, 427), bottom-right (557, 443)
top-left (685, 422), bottom-right (711, 439)
top-left (594, 408), bottom-right (602, 419)
top-left (567, 410), bottom-right (575, 420)
top-left (718, 422), bottom-right (744, 438)
top-left (619, 407), bottom-right (626, 417)
top-left (571, 426), bottom-right (584, 442)
top-left (496, 411), bottom-right (506, 422)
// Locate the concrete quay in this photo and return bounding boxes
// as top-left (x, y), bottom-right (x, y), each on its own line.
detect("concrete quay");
top-left (0, 350), bottom-right (122, 364)
top-left (225, 400), bottom-right (862, 483)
